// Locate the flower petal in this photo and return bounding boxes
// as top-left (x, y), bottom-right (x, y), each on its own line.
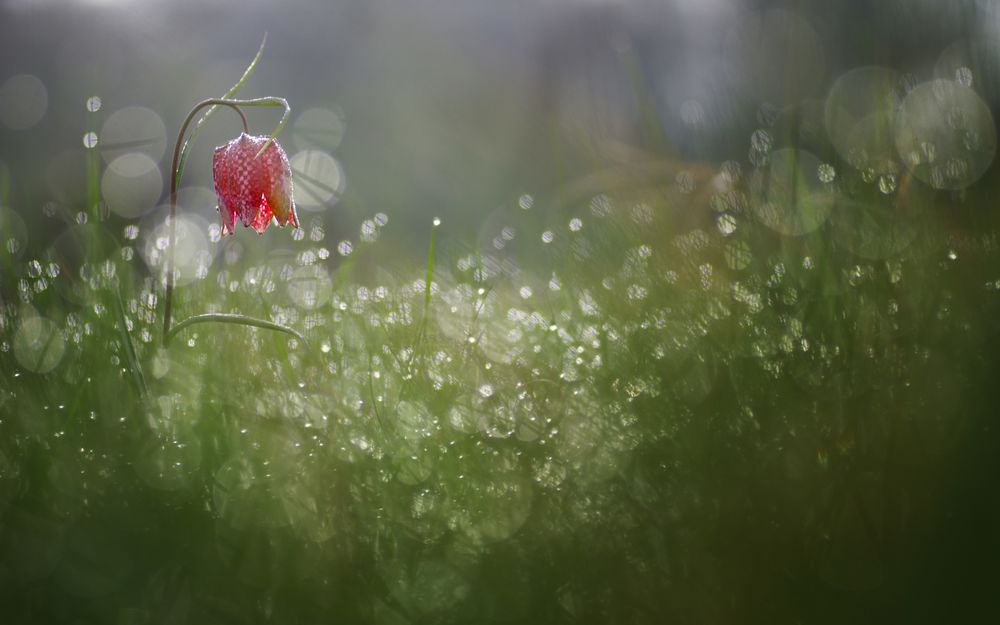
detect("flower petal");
top-left (212, 132), bottom-right (298, 236)
top-left (250, 193), bottom-right (274, 234)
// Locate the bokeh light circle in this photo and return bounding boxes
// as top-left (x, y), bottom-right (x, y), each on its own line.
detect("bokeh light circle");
top-left (750, 148), bottom-right (834, 235)
top-left (0, 74), bottom-right (47, 130)
top-left (894, 79), bottom-right (996, 190)
top-left (455, 469), bottom-right (533, 543)
top-left (289, 150), bottom-right (345, 210)
top-left (824, 66), bottom-right (904, 172)
top-left (14, 315), bottom-right (66, 374)
top-left (287, 265), bottom-right (333, 310)
top-left (843, 112), bottom-right (903, 177)
top-left (102, 152), bottom-right (162, 218)
top-left (99, 106), bottom-right (167, 163)
top-left (293, 107), bottom-right (347, 152)
top-left (142, 211), bottom-right (211, 287)
top-left (829, 174), bottom-right (931, 260)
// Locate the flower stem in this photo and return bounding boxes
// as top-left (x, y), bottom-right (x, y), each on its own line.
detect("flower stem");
top-left (162, 99), bottom-right (248, 345)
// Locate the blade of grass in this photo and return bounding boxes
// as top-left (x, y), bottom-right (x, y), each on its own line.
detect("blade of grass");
top-left (412, 218), bottom-right (440, 358)
top-left (240, 97), bottom-right (291, 157)
top-left (112, 285), bottom-right (148, 400)
top-left (167, 313), bottom-right (307, 347)
top-left (425, 219), bottom-right (438, 310)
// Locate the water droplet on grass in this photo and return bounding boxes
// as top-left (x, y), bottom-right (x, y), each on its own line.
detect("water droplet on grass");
top-left (13, 316), bottom-right (65, 374)
top-left (818, 163), bottom-right (836, 183)
top-left (717, 213), bottom-right (737, 236)
top-left (878, 173), bottom-right (897, 194)
top-left (955, 66), bottom-right (973, 87)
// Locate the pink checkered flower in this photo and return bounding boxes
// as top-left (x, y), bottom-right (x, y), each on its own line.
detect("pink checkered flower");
top-left (212, 132), bottom-right (298, 235)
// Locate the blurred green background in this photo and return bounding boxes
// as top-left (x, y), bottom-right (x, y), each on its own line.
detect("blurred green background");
top-left (2, 0), bottom-right (1000, 623)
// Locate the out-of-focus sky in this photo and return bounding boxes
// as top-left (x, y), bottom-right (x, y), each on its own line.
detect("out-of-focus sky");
top-left (1, 0), bottom-right (997, 248)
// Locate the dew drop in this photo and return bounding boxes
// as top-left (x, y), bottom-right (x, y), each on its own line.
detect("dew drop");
top-left (626, 284), bottom-right (647, 301)
top-left (717, 213), bottom-right (737, 236)
top-left (955, 66), bottom-right (974, 87)
top-left (360, 219), bottom-right (377, 242)
top-left (878, 173), bottom-right (897, 194)
top-left (817, 163), bottom-right (836, 183)
top-left (750, 128), bottom-right (773, 153)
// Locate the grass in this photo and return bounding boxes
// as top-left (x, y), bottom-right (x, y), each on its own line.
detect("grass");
top-left (2, 153), bottom-right (1000, 623)
top-left (2, 39), bottom-right (1000, 623)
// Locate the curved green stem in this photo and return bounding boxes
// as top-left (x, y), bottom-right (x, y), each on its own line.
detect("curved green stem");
top-left (161, 97), bottom-right (290, 346)
top-left (167, 313), bottom-right (307, 346)
top-left (161, 99), bottom-right (248, 345)
top-left (173, 33), bottom-right (268, 188)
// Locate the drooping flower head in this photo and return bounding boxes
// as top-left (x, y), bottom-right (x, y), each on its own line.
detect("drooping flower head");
top-left (212, 133), bottom-right (298, 235)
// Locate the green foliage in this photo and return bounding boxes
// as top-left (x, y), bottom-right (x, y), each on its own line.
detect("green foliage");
top-left (2, 27), bottom-right (1000, 624)
top-left (2, 156), bottom-right (999, 622)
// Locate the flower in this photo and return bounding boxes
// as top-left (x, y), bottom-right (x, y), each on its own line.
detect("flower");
top-left (212, 132), bottom-right (298, 235)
